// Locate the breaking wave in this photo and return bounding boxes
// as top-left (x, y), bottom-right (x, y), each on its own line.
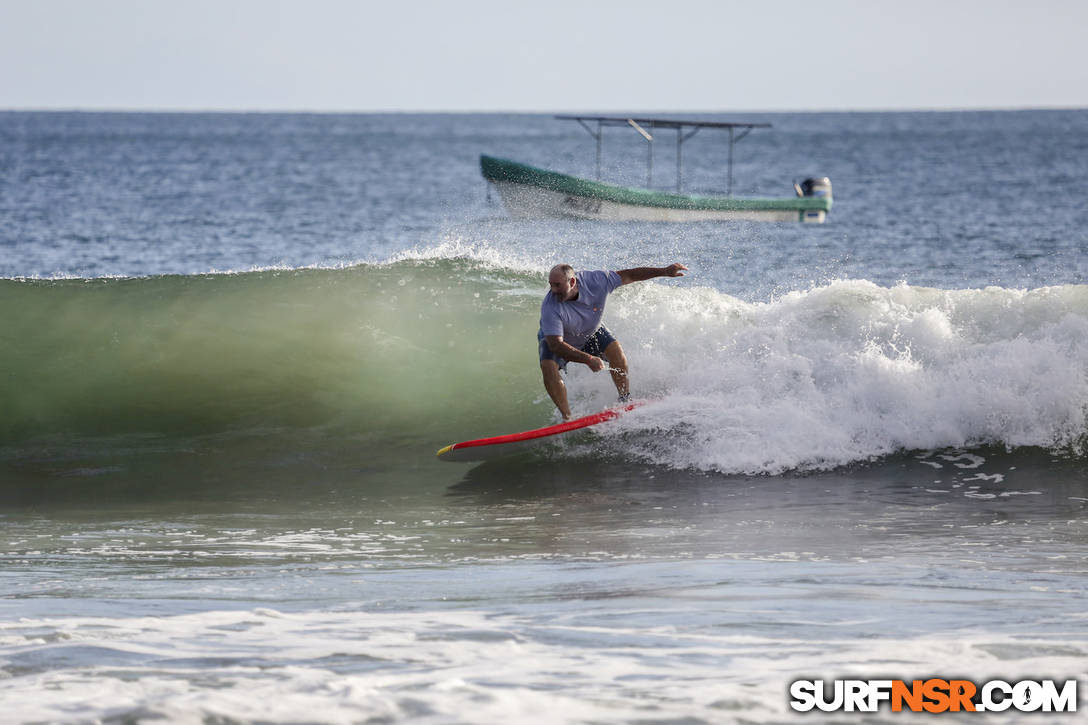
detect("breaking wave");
top-left (2, 253), bottom-right (1086, 475)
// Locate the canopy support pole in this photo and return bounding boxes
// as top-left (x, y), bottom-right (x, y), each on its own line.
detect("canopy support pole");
top-left (677, 127), bottom-right (701, 192)
top-left (575, 118), bottom-right (604, 180)
top-left (626, 119), bottom-right (654, 188)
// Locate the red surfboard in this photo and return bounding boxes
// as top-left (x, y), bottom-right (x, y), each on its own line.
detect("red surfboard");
top-left (436, 401), bottom-right (643, 462)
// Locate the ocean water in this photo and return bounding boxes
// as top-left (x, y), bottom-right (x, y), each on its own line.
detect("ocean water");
top-left (1, 110), bottom-right (1086, 723)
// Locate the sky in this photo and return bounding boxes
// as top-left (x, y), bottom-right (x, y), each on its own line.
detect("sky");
top-left (2, 0), bottom-right (1086, 113)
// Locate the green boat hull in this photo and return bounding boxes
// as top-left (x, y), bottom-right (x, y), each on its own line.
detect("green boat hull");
top-left (481, 155), bottom-right (831, 223)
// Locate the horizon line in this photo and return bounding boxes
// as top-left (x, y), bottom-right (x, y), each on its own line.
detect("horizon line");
top-left (2, 104), bottom-right (1087, 115)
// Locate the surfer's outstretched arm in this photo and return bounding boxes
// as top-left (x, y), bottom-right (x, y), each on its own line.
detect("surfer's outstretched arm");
top-left (616, 263), bottom-right (687, 285)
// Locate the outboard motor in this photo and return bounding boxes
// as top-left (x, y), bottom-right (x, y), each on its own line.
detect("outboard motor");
top-left (794, 176), bottom-right (832, 198)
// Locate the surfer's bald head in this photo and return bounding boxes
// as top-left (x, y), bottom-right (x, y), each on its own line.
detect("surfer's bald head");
top-left (548, 264), bottom-right (578, 301)
top-left (549, 264), bottom-right (574, 282)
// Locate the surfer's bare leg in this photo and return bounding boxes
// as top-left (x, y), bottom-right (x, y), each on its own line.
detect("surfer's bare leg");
top-left (603, 340), bottom-right (629, 399)
top-left (540, 360), bottom-right (572, 420)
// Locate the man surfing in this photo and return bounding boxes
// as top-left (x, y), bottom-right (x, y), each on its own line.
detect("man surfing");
top-left (538, 262), bottom-right (687, 420)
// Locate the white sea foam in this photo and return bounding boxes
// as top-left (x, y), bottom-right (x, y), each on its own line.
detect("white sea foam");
top-left (570, 280), bottom-right (1088, 473)
top-left (1, 606), bottom-right (1084, 724)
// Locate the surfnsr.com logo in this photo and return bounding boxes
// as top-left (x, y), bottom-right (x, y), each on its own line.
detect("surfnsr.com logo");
top-left (789, 679), bottom-right (1079, 713)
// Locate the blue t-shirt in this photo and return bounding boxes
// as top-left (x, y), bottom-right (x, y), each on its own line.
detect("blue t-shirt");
top-left (538, 270), bottom-right (622, 347)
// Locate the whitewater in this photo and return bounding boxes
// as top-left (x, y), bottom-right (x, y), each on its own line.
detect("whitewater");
top-left (1, 110), bottom-right (1087, 723)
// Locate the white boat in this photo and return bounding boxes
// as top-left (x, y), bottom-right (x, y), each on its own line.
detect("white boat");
top-left (482, 116), bottom-right (832, 223)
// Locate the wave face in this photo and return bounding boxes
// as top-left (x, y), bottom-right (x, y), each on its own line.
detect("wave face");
top-left (0, 259), bottom-right (544, 445)
top-left (3, 257), bottom-right (1087, 474)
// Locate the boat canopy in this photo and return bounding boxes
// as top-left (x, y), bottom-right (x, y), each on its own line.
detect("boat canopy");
top-left (555, 115), bottom-right (771, 195)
